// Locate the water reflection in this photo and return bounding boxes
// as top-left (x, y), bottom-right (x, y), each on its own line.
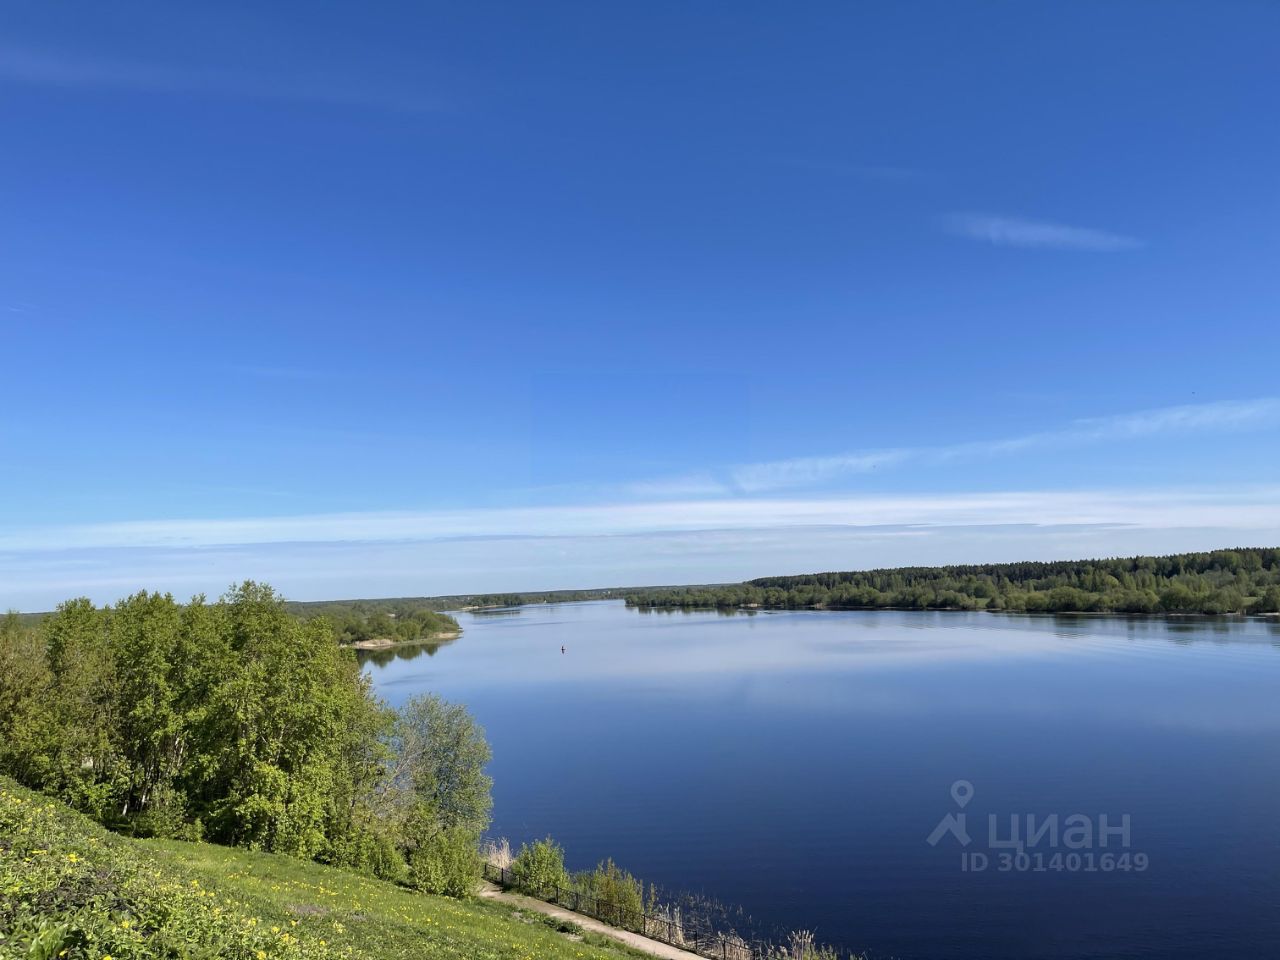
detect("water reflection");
top-left (354, 637), bottom-right (455, 668)
top-left (633, 605), bottom-right (759, 617)
top-left (470, 606), bottom-right (523, 617)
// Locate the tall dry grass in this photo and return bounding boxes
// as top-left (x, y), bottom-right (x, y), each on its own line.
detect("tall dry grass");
top-left (481, 837), bottom-right (512, 869)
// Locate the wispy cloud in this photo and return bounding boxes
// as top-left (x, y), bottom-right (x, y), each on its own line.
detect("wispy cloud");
top-left (729, 450), bottom-right (909, 493)
top-left (727, 398), bottom-right (1280, 493)
top-left (944, 213), bottom-right (1142, 252)
top-left (0, 44), bottom-right (440, 113)
top-left (1062, 398), bottom-right (1280, 439)
top-left (4, 485), bottom-right (1280, 555)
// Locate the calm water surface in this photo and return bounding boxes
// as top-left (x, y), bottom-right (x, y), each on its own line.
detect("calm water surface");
top-left (363, 601), bottom-right (1280, 959)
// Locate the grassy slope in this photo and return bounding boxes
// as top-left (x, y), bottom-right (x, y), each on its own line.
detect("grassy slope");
top-left (141, 841), bottom-right (652, 960)
top-left (0, 777), bottom-right (645, 960)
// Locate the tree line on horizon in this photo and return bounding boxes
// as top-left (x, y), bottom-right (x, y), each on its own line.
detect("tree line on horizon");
top-left (0, 583), bottom-right (493, 895)
top-left (285, 587), bottom-right (627, 624)
top-left (624, 548), bottom-right (1280, 615)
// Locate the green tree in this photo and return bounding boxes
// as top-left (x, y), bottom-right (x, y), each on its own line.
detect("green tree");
top-left (108, 591), bottom-right (186, 822)
top-left (390, 694), bottom-right (493, 835)
top-left (41, 599), bottom-right (123, 819)
top-left (0, 613), bottom-right (55, 786)
top-left (200, 582), bottom-right (371, 857)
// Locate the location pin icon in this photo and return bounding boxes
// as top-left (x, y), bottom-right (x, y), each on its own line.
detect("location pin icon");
top-left (951, 780), bottom-right (974, 808)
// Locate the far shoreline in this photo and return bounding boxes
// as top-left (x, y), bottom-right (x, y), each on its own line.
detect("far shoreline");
top-left (629, 602), bottom-right (1280, 620)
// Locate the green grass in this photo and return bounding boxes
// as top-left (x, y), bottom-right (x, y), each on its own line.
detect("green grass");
top-left (140, 840), bottom-right (652, 960)
top-left (1, 777), bottom-right (649, 960)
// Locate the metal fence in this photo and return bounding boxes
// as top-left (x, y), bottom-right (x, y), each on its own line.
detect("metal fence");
top-left (482, 862), bottom-right (770, 960)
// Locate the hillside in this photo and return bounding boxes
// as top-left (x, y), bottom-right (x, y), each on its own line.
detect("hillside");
top-left (0, 777), bottom-right (649, 960)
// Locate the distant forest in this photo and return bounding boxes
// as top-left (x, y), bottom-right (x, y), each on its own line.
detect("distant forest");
top-left (624, 548), bottom-right (1280, 616)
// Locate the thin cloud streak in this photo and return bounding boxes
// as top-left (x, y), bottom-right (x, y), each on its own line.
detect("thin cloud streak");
top-left (730, 450), bottom-right (910, 493)
top-left (0, 44), bottom-right (441, 113)
top-left (945, 213), bottom-right (1142, 251)
top-left (729, 398), bottom-right (1280, 493)
top-left (4, 485), bottom-right (1280, 553)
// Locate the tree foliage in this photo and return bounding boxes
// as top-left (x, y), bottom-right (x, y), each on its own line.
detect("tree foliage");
top-left (391, 694), bottom-right (493, 835)
top-left (294, 601), bottom-right (461, 646)
top-left (510, 836), bottom-right (571, 895)
top-left (625, 548), bottom-right (1280, 616)
top-left (0, 582), bottom-right (493, 896)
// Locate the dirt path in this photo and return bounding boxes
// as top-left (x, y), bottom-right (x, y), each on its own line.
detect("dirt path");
top-left (478, 882), bottom-right (704, 960)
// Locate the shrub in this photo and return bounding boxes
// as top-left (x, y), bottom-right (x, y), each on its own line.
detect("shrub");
top-left (576, 858), bottom-right (644, 930)
top-left (1250, 585), bottom-right (1280, 614)
top-left (510, 836), bottom-right (570, 896)
top-left (408, 825), bottom-right (482, 898)
top-left (128, 784), bottom-right (191, 839)
top-left (324, 823), bottom-right (408, 884)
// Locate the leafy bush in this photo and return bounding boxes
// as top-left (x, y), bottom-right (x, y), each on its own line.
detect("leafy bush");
top-left (510, 837), bottom-right (570, 896)
top-left (407, 825), bottom-right (482, 898)
top-left (576, 859), bottom-right (644, 931)
top-left (322, 822), bottom-right (408, 884)
top-left (1250, 585), bottom-right (1280, 613)
top-left (127, 784), bottom-right (195, 840)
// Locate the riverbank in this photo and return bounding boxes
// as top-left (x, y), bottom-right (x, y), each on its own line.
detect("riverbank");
top-left (638, 602), bottom-right (1280, 620)
top-left (341, 629), bottom-right (461, 650)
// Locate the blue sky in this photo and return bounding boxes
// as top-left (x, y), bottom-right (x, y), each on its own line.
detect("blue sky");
top-left (3, 1), bottom-right (1280, 608)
